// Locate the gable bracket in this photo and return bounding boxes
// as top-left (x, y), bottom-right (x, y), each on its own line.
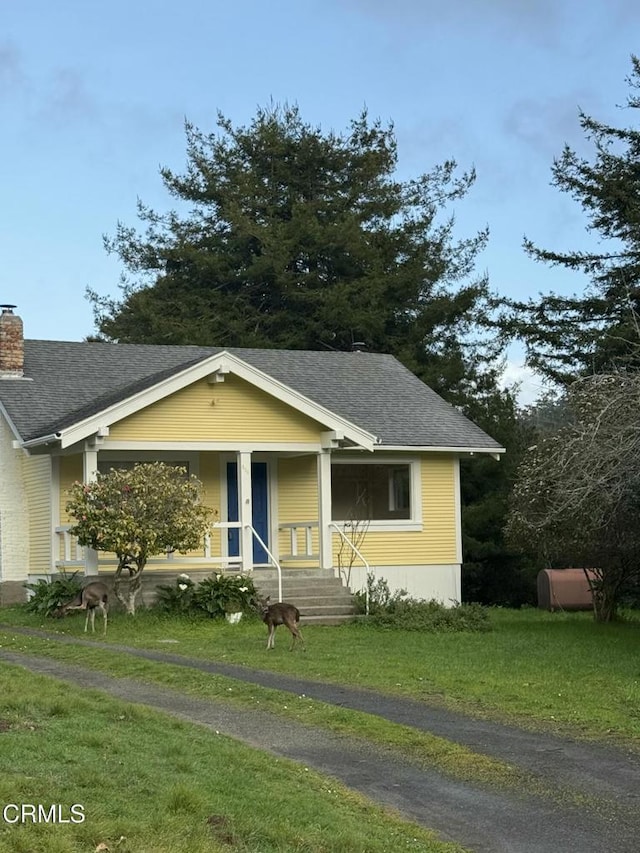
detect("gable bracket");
top-left (207, 365), bottom-right (229, 385)
top-left (321, 430), bottom-right (345, 449)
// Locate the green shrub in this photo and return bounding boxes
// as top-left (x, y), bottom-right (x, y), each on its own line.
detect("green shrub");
top-left (24, 572), bottom-right (83, 617)
top-left (155, 573), bottom-right (259, 619)
top-left (369, 598), bottom-right (491, 632)
top-left (155, 573), bottom-right (198, 615)
top-left (353, 574), bottom-right (407, 615)
top-left (355, 574), bottom-right (491, 632)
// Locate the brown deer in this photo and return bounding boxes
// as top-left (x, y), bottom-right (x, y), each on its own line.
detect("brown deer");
top-left (57, 581), bottom-right (109, 635)
top-left (259, 597), bottom-right (305, 651)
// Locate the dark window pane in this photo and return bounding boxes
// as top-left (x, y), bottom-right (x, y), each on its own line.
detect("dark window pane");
top-left (331, 464), bottom-right (411, 520)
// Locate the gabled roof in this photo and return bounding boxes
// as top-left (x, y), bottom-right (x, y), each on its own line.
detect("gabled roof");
top-left (0, 340), bottom-right (504, 453)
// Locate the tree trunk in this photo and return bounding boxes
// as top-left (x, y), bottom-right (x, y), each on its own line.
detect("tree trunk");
top-left (587, 568), bottom-right (620, 623)
top-left (113, 560), bottom-right (145, 615)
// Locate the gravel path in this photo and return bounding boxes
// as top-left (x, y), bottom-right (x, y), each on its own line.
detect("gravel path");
top-left (1, 628), bottom-right (638, 853)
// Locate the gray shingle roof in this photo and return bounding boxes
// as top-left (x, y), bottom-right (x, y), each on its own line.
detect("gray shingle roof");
top-left (0, 340), bottom-right (502, 450)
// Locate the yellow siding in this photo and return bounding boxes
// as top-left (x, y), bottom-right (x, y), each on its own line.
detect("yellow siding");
top-left (332, 456), bottom-right (457, 566)
top-left (196, 452), bottom-right (222, 557)
top-left (277, 456), bottom-right (319, 558)
top-left (22, 455), bottom-right (52, 574)
top-left (59, 456), bottom-right (82, 525)
top-left (108, 376), bottom-right (324, 443)
top-left (278, 454), bottom-right (458, 567)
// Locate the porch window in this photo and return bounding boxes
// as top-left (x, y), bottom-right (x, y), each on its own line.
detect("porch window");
top-left (331, 462), bottom-right (414, 522)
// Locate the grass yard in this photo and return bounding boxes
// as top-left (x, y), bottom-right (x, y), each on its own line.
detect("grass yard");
top-left (1, 606), bottom-right (638, 850)
top-left (1, 606), bottom-right (639, 745)
top-left (0, 664), bottom-right (464, 853)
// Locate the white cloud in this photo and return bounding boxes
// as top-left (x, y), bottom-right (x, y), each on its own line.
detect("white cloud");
top-left (500, 359), bottom-right (547, 406)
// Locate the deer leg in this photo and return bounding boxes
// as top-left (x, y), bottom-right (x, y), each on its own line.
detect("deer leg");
top-left (289, 624), bottom-right (305, 651)
top-left (101, 604), bottom-right (108, 636)
top-left (84, 609), bottom-right (90, 633)
top-left (267, 624), bottom-right (276, 649)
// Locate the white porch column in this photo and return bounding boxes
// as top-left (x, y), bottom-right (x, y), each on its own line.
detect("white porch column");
top-left (237, 451), bottom-right (254, 572)
top-left (317, 450), bottom-right (333, 570)
top-left (82, 445), bottom-right (99, 576)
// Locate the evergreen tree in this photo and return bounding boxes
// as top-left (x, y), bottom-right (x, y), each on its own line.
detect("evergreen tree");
top-left (461, 389), bottom-right (539, 607)
top-left (508, 56), bottom-right (640, 385)
top-left (91, 104), bottom-right (501, 402)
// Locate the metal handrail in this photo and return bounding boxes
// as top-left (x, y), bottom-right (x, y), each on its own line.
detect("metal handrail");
top-left (329, 522), bottom-right (373, 614)
top-left (245, 524), bottom-right (283, 603)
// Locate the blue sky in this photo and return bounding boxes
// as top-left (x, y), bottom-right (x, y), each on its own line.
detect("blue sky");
top-left (2, 0), bottom-right (638, 403)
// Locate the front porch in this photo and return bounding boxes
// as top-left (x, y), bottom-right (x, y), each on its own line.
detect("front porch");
top-left (52, 445), bottom-right (380, 598)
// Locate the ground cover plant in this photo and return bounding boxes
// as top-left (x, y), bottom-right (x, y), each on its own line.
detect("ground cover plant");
top-left (354, 577), bottom-right (491, 632)
top-left (1, 607), bottom-right (638, 746)
top-left (0, 663), bottom-right (464, 853)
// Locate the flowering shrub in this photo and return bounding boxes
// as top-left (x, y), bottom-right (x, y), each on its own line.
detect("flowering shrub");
top-left (154, 573), bottom-right (259, 619)
top-left (193, 573), bottom-right (259, 618)
top-left (155, 573), bottom-right (197, 615)
top-left (66, 463), bottom-right (212, 615)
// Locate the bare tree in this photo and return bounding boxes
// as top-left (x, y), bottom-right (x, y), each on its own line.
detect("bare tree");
top-left (506, 373), bottom-right (640, 621)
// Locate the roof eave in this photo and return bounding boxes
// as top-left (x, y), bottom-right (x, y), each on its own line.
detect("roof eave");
top-left (373, 444), bottom-right (506, 457)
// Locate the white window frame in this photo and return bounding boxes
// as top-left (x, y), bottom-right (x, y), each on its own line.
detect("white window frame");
top-left (330, 456), bottom-right (422, 532)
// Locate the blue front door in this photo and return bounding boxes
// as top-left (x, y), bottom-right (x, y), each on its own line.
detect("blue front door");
top-left (226, 461), bottom-right (269, 563)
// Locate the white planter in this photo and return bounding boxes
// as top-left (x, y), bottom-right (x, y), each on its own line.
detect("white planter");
top-left (225, 611), bottom-right (243, 624)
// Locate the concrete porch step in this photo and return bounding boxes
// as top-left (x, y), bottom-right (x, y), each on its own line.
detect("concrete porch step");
top-left (253, 567), bottom-right (356, 625)
top-left (256, 583), bottom-right (351, 604)
top-left (293, 603), bottom-right (356, 616)
top-left (299, 614), bottom-right (355, 626)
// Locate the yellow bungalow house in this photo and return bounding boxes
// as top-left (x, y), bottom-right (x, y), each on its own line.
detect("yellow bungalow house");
top-left (0, 306), bottom-right (504, 607)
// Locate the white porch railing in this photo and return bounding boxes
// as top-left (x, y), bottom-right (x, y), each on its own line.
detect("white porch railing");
top-left (55, 525), bottom-right (86, 567)
top-left (247, 525), bottom-right (283, 603)
top-left (278, 521), bottom-right (319, 561)
top-left (55, 525), bottom-right (238, 570)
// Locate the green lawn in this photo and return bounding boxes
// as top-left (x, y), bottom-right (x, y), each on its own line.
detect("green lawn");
top-left (1, 606), bottom-right (637, 850)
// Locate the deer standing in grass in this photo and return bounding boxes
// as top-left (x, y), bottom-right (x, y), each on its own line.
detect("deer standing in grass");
top-left (57, 582), bottom-right (109, 635)
top-left (260, 597), bottom-right (305, 651)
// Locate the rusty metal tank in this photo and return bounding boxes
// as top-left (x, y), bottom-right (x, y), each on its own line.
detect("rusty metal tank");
top-left (537, 569), bottom-right (596, 611)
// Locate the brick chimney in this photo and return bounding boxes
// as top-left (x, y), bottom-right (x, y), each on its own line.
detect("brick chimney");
top-left (0, 305), bottom-right (24, 378)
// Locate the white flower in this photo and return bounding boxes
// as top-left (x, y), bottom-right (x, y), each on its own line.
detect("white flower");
top-left (178, 573), bottom-right (190, 581)
top-left (178, 583), bottom-right (188, 591)
top-left (239, 586), bottom-right (248, 592)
